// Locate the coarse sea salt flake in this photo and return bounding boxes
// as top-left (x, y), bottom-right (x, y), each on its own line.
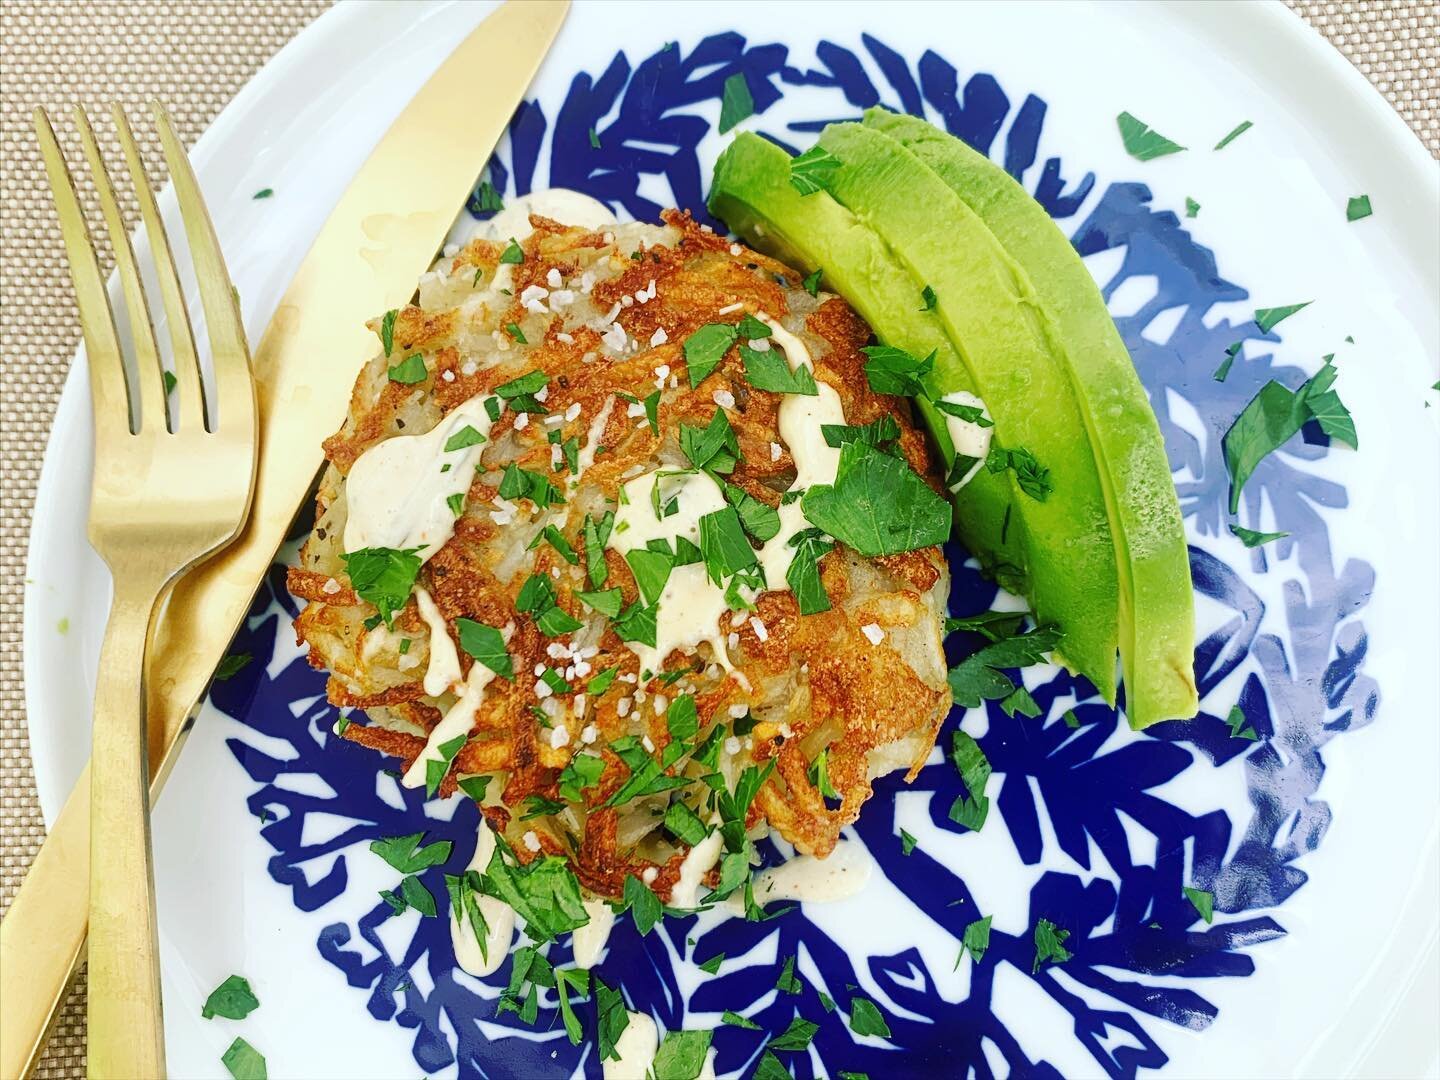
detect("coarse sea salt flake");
top-left (713, 389), bottom-right (736, 409)
top-left (861, 623), bottom-right (884, 645)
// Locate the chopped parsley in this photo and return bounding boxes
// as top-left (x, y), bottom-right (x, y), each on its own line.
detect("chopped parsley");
top-left (788, 144), bottom-right (842, 196)
top-left (1230, 524), bottom-right (1288, 548)
top-left (699, 953), bottom-right (726, 975)
top-left (1185, 197), bottom-right (1200, 219)
top-left (1346, 194), bottom-right (1373, 221)
top-left (380, 309), bottom-right (398, 356)
top-left (999, 685), bottom-right (1040, 718)
top-left (848, 997), bottom-right (892, 1038)
top-left (340, 546), bottom-right (422, 626)
top-left (1213, 119), bottom-right (1253, 150)
top-left (611, 600), bottom-right (658, 647)
top-left (387, 354), bottom-right (427, 384)
top-left (752, 1052), bottom-right (791, 1080)
top-left (447, 492), bottom-right (465, 517)
top-left (718, 72), bottom-right (754, 134)
top-left (516, 574), bottom-right (583, 637)
top-left (947, 623), bottom-right (1061, 707)
top-left (498, 463), bottom-right (565, 509)
top-left (371, 831), bottom-right (451, 874)
top-left (933, 399), bottom-right (993, 427)
top-left (802, 441), bottom-right (951, 556)
top-left (1032, 917), bottom-right (1074, 972)
top-left (786, 528), bottom-right (834, 615)
top-left (201, 975), bottom-right (259, 1020)
top-left (588, 126), bottom-right (601, 149)
top-left (455, 618), bottom-right (513, 678)
top-left (1117, 111), bottom-right (1186, 160)
top-left (822, 414), bottom-right (901, 450)
top-left (621, 874), bottom-right (663, 935)
top-left (1223, 358), bottom-right (1354, 513)
top-left (920, 284), bottom-right (937, 311)
top-left (768, 1016), bottom-right (819, 1052)
top-left (504, 322), bottom-right (527, 344)
top-left (722, 1008), bottom-right (759, 1029)
top-left (400, 875), bottom-right (437, 916)
top-left (583, 511), bottom-right (614, 587)
top-left (724, 483), bottom-right (782, 542)
top-left (807, 748), bottom-right (840, 802)
top-left (478, 834), bottom-right (589, 942)
top-left (861, 344), bottom-right (933, 396)
top-left (557, 753), bottom-right (605, 802)
top-left (576, 587), bottom-right (623, 617)
top-left (213, 652), bottom-right (253, 682)
top-left (680, 408), bottom-right (739, 472)
top-left (425, 733), bottom-right (467, 797)
top-left (776, 954), bottom-right (802, 994)
top-left (959, 914), bottom-right (993, 966)
top-left (947, 731), bottom-right (991, 832)
top-left (595, 977), bottom-right (630, 1062)
top-left (986, 445), bottom-right (1052, 501)
top-left (741, 343), bottom-right (819, 395)
top-left (1225, 704), bottom-right (1259, 741)
top-left (445, 869), bottom-right (491, 962)
top-left (1184, 885), bottom-right (1216, 924)
top-left (532, 523), bottom-right (579, 564)
top-left (499, 238), bottom-right (524, 265)
top-left (457, 774), bottom-right (491, 801)
top-left (1254, 301), bottom-right (1311, 334)
top-left (802, 266), bottom-right (823, 296)
top-left (444, 424), bottom-right (486, 451)
top-left (900, 829), bottom-right (918, 855)
top-left (163, 370), bottom-right (177, 395)
top-left (736, 313), bottom-right (771, 339)
top-left (471, 179), bottom-right (504, 213)
top-left (626, 547), bottom-right (675, 605)
top-left (682, 323), bottom-right (738, 387)
top-left (653, 1029), bottom-right (713, 1079)
top-left (1213, 341), bottom-right (1242, 382)
top-left (221, 1037), bottom-right (266, 1080)
top-left (699, 505), bottom-right (758, 585)
top-left (604, 734), bottom-right (692, 807)
top-left (252, 188), bottom-right (273, 200)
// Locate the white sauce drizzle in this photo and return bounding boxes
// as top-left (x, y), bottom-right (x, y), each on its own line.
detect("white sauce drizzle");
top-left (414, 586), bottom-right (461, 696)
top-left (668, 825), bottom-right (725, 909)
top-left (609, 470), bottom-right (731, 672)
top-left (342, 393), bottom-right (494, 561)
top-left (450, 817), bottom-right (516, 977)
top-left (571, 897), bottom-right (615, 969)
top-left (940, 390), bottom-right (994, 491)
top-left (401, 660), bottom-right (496, 788)
top-left (571, 393), bottom-right (616, 489)
top-left (722, 840), bottom-right (871, 914)
top-left (603, 1011), bottom-right (658, 1080)
top-left (462, 189), bottom-right (615, 248)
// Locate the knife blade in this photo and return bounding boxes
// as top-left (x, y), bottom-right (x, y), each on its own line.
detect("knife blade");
top-left (0, 3), bottom-right (569, 1074)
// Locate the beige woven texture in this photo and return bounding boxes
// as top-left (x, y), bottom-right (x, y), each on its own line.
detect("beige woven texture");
top-left (0, 1), bottom-right (1435, 1076)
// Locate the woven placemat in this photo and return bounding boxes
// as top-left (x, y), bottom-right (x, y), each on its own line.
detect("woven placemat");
top-left (0, 2), bottom-right (1434, 1076)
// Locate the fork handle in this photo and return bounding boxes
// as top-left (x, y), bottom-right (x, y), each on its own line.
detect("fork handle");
top-left (87, 578), bottom-right (167, 1080)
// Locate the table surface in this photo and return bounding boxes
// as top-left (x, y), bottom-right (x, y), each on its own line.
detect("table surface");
top-left (0, 1), bottom-right (1435, 1075)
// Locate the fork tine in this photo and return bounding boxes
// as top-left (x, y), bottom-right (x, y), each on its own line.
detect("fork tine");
top-left (32, 107), bottom-right (133, 443)
top-left (151, 104), bottom-right (255, 438)
top-left (73, 106), bottom-right (169, 435)
top-left (112, 104), bottom-right (208, 432)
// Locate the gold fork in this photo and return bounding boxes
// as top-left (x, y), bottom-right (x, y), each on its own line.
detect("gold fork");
top-left (34, 103), bottom-right (258, 1079)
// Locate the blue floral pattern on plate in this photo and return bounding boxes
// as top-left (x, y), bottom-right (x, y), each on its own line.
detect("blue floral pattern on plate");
top-left (213, 32), bottom-right (1377, 1079)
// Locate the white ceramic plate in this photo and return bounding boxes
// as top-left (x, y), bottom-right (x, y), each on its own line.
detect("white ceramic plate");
top-left (23, 2), bottom-right (1439, 1077)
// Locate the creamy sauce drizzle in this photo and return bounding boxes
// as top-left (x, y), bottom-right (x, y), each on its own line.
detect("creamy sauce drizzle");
top-left (603, 1011), bottom-right (659, 1080)
top-left (401, 661), bottom-right (496, 788)
top-left (605, 314), bottom-right (846, 671)
top-left (722, 841), bottom-right (871, 914)
top-left (940, 390), bottom-right (993, 491)
top-left (463, 189), bottom-right (615, 248)
top-left (669, 825), bottom-right (725, 909)
top-left (450, 818), bottom-right (516, 977)
top-left (571, 898), bottom-right (616, 969)
top-left (343, 393), bottom-right (494, 561)
top-left (571, 394), bottom-right (616, 489)
top-left (414, 586), bottom-right (462, 696)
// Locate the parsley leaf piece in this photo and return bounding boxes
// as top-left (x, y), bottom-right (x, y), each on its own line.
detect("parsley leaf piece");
top-left (680, 408), bottom-right (739, 473)
top-left (1307, 382), bottom-right (1359, 449)
top-left (718, 72), bottom-right (754, 134)
top-left (444, 424), bottom-right (486, 451)
top-left (920, 284), bottom-right (937, 311)
top-left (425, 733), bottom-right (468, 798)
top-left (807, 748), bottom-right (840, 801)
top-left (1185, 196), bottom-right (1201, 219)
top-left (1184, 885), bottom-right (1215, 923)
top-left (999, 685), bottom-right (1041, 718)
top-left (626, 547), bottom-right (675, 606)
top-left (722, 1008), bottom-right (759, 1029)
top-left (786, 528), bottom-right (833, 615)
top-left (576, 587), bottom-right (623, 618)
top-left (252, 188), bottom-right (274, 200)
top-left (666, 693), bottom-right (700, 742)
top-left (588, 126), bottom-right (601, 149)
top-left (455, 618), bottom-right (513, 679)
top-left (213, 653), bottom-right (252, 681)
top-left (341, 547), bottom-right (421, 626)
top-left (516, 573), bottom-right (583, 636)
top-left (163, 370), bottom-right (177, 395)
top-left (933, 399), bottom-right (993, 427)
top-left (457, 774), bottom-right (491, 801)
top-left (201, 975), bottom-right (259, 1020)
top-left (802, 267), bottom-right (823, 296)
top-left (495, 369), bottom-right (547, 399)
top-left (498, 463), bottom-right (565, 509)
top-left (583, 511), bottom-right (614, 588)
top-left (986, 445), bottom-right (1053, 501)
top-left (557, 753), bottom-right (605, 803)
top-left (1214, 342), bottom-right (1242, 383)
top-left (622, 874), bottom-right (663, 936)
top-left (499, 238), bottom-right (524, 265)
top-left (554, 966), bottom-right (590, 1045)
top-left (612, 600), bottom-right (658, 647)
top-left (1346, 194), bottom-right (1373, 221)
top-left (943, 608), bottom-right (1027, 640)
top-left (1254, 301), bottom-right (1311, 333)
top-left (604, 735), bottom-right (691, 806)
top-left (1063, 709), bottom-right (1081, 729)
top-left (683, 323), bottom-right (738, 388)
top-left (1230, 524), bottom-right (1288, 548)
top-left (752, 1051), bottom-right (792, 1080)
top-left (860, 344), bottom-right (934, 396)
top-left (587, 666), bottom-right (619, 697)
top-left (504, 322), bottom-right (527, 344)
top-left (447, 492), bottom-right (466, 518)
top-left (724, 483), bottom-right (782, 543)
top-left (399, 874), bottom-right (437, 916)
top-left (380, 309), bottom-right (398, 356)
top-left (741, 343), bottom-right (819, 395)
top-left (1117, 111), bottom-right (1187, 160)
top-left (664, 800), bottom-right (710, 848)
top-left (698, 953), bottom-right (725, 975)
top-left (768, 1016), bottom-right (820, 1052)
top-left (736, 313), bottom-right (771, 339)
top-left (480, 839), bottom-right (589, 943)
top-left (1225, 704), bottom-right (1259, 741)
top-left (789, 144), bottom-right (842, 196)
top-left (900, 829), bottom-right (918, 855)
top-left (821, 415), bottom-right (901, 450)
top-left (960, 914), bottom-right (993, 966)
top-left (699, 506), bottom-right (758, 585)
top-left (802, 441), bottom-right (952, 556)
top-left (369, 832), bottom-right (453, 874)
top-left (594, 976), bottom-right (630, 1062)
top-left (948, 624), bottom-right (1061, 708)
top-left (1213, 119), bottom-right (1253, 150)
top-left (948, 730), bottom-right (992, 834)
top-left (849, 997), bottom-right (892, 1038)
top-left (654, 1030), bottom-right (712, 1079)
top-left (387, 354), bottom-right (427, 384)
top-left (776, 954), bottom-right (802, 994)
top-left (1032, 917), bottom-right (1074, 972)
top-left (221, 1036), bottom-right (267, 1080)
top-left (531, 524), bottom-right (578, 564)
top-left (471, 179), bottom-right (504, 213)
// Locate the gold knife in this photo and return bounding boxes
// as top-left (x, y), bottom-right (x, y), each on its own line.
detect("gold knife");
top-left (0, 3), bottom-right (569, 1075)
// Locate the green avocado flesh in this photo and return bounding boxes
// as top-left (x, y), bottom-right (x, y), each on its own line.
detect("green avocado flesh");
top-left (707, 133), bottom-right (1025, 588)
top-left (863, 109), bottom-right (1197, 725)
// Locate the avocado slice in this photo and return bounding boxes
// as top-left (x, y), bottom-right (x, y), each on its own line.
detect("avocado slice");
top-left (707, 133), bottom-right (1025, 590)
top-left (864, 109), bottom-right (1197, 725)
top-left (812, 121), bottom-right (1121, 702)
